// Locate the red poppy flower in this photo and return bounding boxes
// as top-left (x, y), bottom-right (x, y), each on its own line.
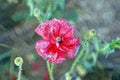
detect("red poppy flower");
top-left (35, 18), bottom-right (80, 63)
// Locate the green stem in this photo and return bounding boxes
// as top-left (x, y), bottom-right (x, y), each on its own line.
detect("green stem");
top-left (18, 64), bottom-right (22, 80)
top-left (51, 63), bottom-right (54, 74)
top-left (65, 73), bottom-right (71, 80)
top-left (37, 16), bottom-right (42, 23)
top-left (69, 36), bottom-right (89, 74)
top-left (47, 61), bottom-right (54, 80)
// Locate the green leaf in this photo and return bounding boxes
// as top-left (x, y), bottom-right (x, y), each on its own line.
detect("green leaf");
top-left (92, 36), bottom-right (100, 52)
top-left (11, 10), bottom-right (29, 21)
top-left (75, 77), bottom-right (81, 80)
top-left (26, 0), bottom-right (34, 16)
top-left (83, 53), bottom-right (98, 69)
top-left (44, 7), bottom-right (52, 20)
top-left (110, 37), bottom-right (120, 49)
top-left (52, 10), bottom-right (64, 18)
top-left (101, 43), bottom-right (115, 57)
top-left (99, 38), bottom-right (120, 57)
top-left (64, 9), bottom-right (78, 21)
top-left (57, 0), bottom-right (65, 9)
top-left (53, 0), bottom-right (65, 10)
top-left (0, 50), bottom-right (12, 61)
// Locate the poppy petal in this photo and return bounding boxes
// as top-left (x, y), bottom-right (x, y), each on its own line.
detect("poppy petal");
top-left (48, 50), bottom-right (66, 63)
top-left (35, 18), bottom-right (80, 64)
top-left (35, 40), bottom-right (51, 56)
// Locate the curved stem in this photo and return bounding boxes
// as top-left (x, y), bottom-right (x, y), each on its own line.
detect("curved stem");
top-left (47, 61), bottom-right (54, 80)
top-left (37, 16), bottom-right (42, 23)
top-left (18, 64), bottom-right (22, 80)
top-left (69, 37), bottom-right (89, 74)
top-left (51, 63), bottom-right (54, 74)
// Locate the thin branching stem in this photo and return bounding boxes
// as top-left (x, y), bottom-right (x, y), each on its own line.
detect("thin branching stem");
top-left (69, 36), bottom-right (90, 74)
top-left (18, 64), bottom-right (23, 80)
top-left (47, 61), bottom-right (54, 80)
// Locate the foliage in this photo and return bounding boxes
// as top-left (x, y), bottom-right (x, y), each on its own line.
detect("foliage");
top-left (9, 0), bottom-right (78, 22)
top-left (0, 0), bottom-right (120, 80)
top-left (79, 36), bottom-right (120, 70)
top-left (9, 0), bottom-right (61, 21)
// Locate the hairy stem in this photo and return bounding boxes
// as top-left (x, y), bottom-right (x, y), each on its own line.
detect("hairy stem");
top-left (47, 61), bottom-right (54, 80)
top-left (18, 64), bottom-right (22, 80)
top-left (69, 36), bottom-right (90, 74)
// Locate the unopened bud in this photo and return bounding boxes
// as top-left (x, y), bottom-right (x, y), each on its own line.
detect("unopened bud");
top-left (88, 29), bottom-right (96, 38)
top-left (33, 8), bottom-right (40, 18)
top-left (65, 73), bottom-right (71, 80)
top-left (14, 57), bottom-right (23, 66)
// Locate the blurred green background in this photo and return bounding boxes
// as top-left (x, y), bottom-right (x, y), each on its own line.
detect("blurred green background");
top-left (0, 0), bottom-right (120, 80)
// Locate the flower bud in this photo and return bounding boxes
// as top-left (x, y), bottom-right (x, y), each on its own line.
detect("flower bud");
top-left (65, 73), bottom-right (71, 80)
top-left (88, 29), bottom-right (96, 38)
top-left (76, 65), bottom-right (87, 77)
top-left (14, 57), bottom-right (23, 66)
top-left (33, 8), bottom-right (40, 18)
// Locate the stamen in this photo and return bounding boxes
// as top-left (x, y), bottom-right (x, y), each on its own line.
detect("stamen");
top-left (56, 36), bottom-right (61, 42)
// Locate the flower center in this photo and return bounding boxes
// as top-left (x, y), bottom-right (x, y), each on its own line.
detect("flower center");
top-left (56, 36), bottom-right (61, 42)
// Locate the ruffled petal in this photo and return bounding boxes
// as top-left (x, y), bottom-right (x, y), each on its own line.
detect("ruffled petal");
top-left (62, 26), bottom-right (75, 38)
top-left (50, 18), bottom-right (70, 37)
top-left (35, 18), bottom-right (80, 64)
top-left (67, 46), bottom-right (80, 59)
top-left (35, 19), bottom-right (66, 40)
top-left (48, 50), bottom-right (66, 63)
top-left (35, 18), bottom-right (71, 39)
top-left (58, 18), bottom-right (69, 28)
top-left (35, 22), bottom-right (53, 39)
top-left (35, 40), bottom-right (52, 59)
top-left (60, 38), bottom-right (80, 58)
top-left (61, 37), bottom-right (80, 48)
top-left (49, 19), bottom-right (61, 37)
top-left (35, 40), bottom-right (66, 63)
top-left (45, 44), bottom-right (66, 63)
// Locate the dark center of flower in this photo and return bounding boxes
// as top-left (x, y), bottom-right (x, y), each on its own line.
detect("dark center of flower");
top-left (56, 36), bottom-right (61, 42)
